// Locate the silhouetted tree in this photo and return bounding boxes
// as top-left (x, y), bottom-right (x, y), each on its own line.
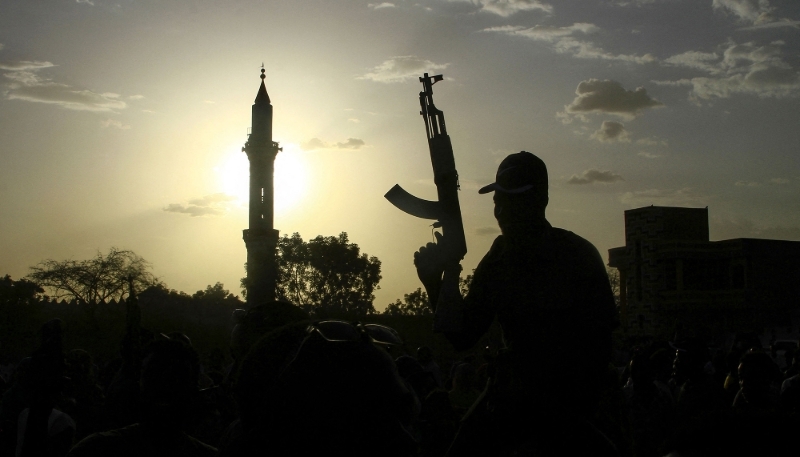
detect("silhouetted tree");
top-left (385, 272), bottom-right (473, 316)
top-left (28, 248), bottom-right (161, 303)
top-left (0, 274), bottom-right (45, 306)
top-left (257, 232), bottom-right (381, 316)
top-left (385, 288), bottom-right (431, 316)
top-left (192, 282), bottom-right (241, 305)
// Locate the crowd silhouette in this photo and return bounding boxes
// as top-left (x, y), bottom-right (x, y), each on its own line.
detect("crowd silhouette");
top-left (2, 310), bottom-right (799, 456)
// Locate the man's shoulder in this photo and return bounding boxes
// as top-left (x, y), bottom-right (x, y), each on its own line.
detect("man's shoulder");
top-left (549, 227), bottom-right (599, 251)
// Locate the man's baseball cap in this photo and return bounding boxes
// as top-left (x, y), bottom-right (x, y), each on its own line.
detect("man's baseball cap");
top-left (478, 151), bottom-right (548, 195)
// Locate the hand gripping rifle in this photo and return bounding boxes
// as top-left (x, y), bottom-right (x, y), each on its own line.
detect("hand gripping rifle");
top-left (385, 73), bottom-right (467, 268)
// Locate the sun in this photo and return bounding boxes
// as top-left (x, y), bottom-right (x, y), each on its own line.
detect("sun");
top-left (217, 143), bottom-right (309, 216)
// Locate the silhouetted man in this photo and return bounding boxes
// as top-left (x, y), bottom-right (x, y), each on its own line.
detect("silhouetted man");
top-left (414, 151), bottom-right (618, 455)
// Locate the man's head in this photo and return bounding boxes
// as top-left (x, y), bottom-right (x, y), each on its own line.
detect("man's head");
top-left (479, 151), bottom-right (548, 226)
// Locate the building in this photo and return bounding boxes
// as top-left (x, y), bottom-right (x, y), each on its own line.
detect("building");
top-left (242, 67), bottom-right (281, 306)
top-left (608, 206), bottom-right (800, 339)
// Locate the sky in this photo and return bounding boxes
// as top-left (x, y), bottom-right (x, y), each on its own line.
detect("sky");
top-left (1, 0), bottom-right (799, 310)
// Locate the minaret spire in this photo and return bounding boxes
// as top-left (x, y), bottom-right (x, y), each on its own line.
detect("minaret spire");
top-left (255, 66), bottom-right (270, 104)
top-left (242, 65), bottom-right (280, 306)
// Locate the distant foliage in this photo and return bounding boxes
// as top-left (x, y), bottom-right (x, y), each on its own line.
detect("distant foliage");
top-left (384, 288), bottom-right (431, 316)
top-left (192, 282), bottom-right (241, 305)
top-left (28, 247), bottom-right (161, 303)
top-left (385, 270), bottom-right (474, 316)
top-left (271, 232), bottom-right (382, 317)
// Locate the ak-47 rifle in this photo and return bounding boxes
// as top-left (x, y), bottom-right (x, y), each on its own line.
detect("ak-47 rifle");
top-left (385, 73), bottom-right (467, 270)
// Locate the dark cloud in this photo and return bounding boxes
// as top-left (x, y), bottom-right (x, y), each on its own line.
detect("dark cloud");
top-left (563, 79), bottom-right (662, 121)
top-left (568, 169), bottom-right (624, 185)
top-left (590, 121), bottom-right (630, 142)
top-left (475, 226), bottom-right (501, 236)
top-left (657, 41), bottom-right (800, 99)
top-left (358, 56), bottom-right (448, 83)
top-left (712, 0), bottom-right (775, 25)
top-left (163, 193), bottom-right (235, 217)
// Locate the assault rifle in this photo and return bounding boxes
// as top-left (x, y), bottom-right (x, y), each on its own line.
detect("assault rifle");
top-left (385, 73), bottom-right (467, 268)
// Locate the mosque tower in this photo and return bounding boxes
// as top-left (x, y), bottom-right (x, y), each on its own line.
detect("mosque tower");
top-left (242, 66), bottom-right (280, 305)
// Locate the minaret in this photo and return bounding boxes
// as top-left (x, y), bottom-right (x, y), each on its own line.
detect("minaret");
top-left (242, 66), bottom-right (280, 306)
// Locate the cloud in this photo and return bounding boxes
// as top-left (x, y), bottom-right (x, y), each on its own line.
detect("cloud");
top-left (713, 0), bottom-right (775, 25)
top-left (368, 2), bottom-right (395, 9)
top-left (482, 23), bottom-right (598, 42)
top-left (451, 0), bottom-right (552, 17)
top-left (711, 217), bottom-right (800, 241)
top-left (76, 0), bottom-right (95, 5)
top-left (0, 60), bottom-right (55, 71)
top-left (475, 226), bottom-right (501, 236)
top-left (590, 121), bottom-right (630, 142)
top-left (348, 118), bottom-right (360, 123)
top-left (2, 63), bottom-right (128, 111)
top-left (482, 23), bottom-right (655, 64)
top-left (735, 180), bottom-right (761, 187)
top-left (163, 193), bottom-right (236, 217)
top-left (658, 41), bottom-right (800, 99)
top-left (561, 79), bottom-right (662, 121)
top-left (664, 51), bottom-right (722, 74)
top-left (568, 169), bottom-right (624, 185)
top-left (358, 56), bottom-right (448, 83)
top-left (738, 19), bottom-right (800, 31)
top-left (128, 94), bottom-right (144, 100)
top-left (620, 187), bottom-right (708, 206)
top-left (301, 138), bottom-right (328, 150)
top-left (637, 151), bottom-right (661, 158)
top-left (301, 137), bottom-right (366, 150)
top-left (770, 178), bottom-right (790, 184)
top-left (336, 138), bottom-right (365, 149)
top-left (100, 119), bottom-right (131, 130)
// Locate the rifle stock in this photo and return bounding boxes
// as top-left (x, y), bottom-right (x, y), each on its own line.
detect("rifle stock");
top-left (385, 73), bottom-right (467, 264)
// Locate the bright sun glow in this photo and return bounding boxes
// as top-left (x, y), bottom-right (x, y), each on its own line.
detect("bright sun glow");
top-left (218, 143), bottom-right (309, 215)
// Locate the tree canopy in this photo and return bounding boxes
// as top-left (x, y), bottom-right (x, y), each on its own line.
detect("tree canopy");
top-left (384, 288), bottom-right (431, 317)
top-left (260, 232), bottom-right (381, 317)
top-left (384, 271), bottom-right (474, 316)
top-left (27, 247), bottom-right (161, 303)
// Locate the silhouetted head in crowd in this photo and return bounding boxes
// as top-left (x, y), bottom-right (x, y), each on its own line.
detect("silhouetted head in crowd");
top-left (738, 350), bottom-right (779, 403)
top-left (229, 301), bottom-right (310, 363)
top-left (163, 332), bottom-right (192, 347)
top-left (672, 337), bottom-right (709, 384)
top-left (417, 346), bottom-right (433, 365)
top-left (452, 362), bottom-right (477, 392)
top-left (649, 348), bottom-right (673, 383)
top-left (478, 151), bottom-right (549, 230)
top-left (395, 355), bottom-right (436, 401)
top-left (139, 339), bottom-right (200, 432)
top-left (27, 319), bottom-right (67, 407)
top-left (65, 349), bottom-right (96, 387)
top-left (236, 321), bottom-right (416, 456)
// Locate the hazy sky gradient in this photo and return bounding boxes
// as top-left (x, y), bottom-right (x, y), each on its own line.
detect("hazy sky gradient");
top-left (1, 0), bottom-right (799, 309)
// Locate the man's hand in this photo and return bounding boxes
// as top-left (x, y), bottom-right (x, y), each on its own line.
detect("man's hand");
top-left (414, 231), bottom-right (449, 287)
